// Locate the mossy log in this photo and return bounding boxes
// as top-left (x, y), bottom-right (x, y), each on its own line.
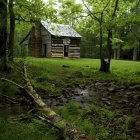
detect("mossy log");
top-left (23, 62), bottom-right (95, 140)
top-left (0, 62), bottom-right (95, 140)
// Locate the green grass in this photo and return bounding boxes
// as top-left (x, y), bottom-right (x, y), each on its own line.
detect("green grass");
top-left (25, 57), bottom-right (140, 94)
top-left (0, 119), bottom-right (58, 140)
top-left (0, 57), bottom-right (140, 140)
top-left (0, 103), bottom-right (135, 140)
top-left (56, 102), bottom-right (134, 140)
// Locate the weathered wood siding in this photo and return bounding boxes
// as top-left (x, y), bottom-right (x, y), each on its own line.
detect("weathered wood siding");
top-left (69, 37), bottom-right (80, 58)
top-left (51, 36), bottom-right (64, 57)
top-left (27, 22), bottom-right (81, 58)
top-left (28, 23), bottom-right (42, 57)
top-left (50, 36), bottom-right (81, 58)
top-left (41, 25), bottom-right (51, 57)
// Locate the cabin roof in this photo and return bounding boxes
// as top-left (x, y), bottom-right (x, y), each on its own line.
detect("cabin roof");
top-left (41, 21), bottom-right (81, 38)
top-left (19, 31), bottom-right (31, 45)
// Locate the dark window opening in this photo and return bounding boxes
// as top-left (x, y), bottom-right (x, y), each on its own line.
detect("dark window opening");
top-left (64, 45), bottom-right (69, 57)
top-left (43, 44), bottom-right (47, 57)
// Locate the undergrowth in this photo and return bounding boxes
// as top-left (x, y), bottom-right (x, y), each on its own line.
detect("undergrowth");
top-left (0, 119), bottom-right (58, 140)
top-left (57, 102), bottom-right (135, 140)
top-left (0, 58), bottom-right (139, 140)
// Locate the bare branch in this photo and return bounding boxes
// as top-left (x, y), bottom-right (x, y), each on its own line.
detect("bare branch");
top-left (112, 0), bottom-right (119, 17)
top-left (102, 0), bottom-right (112, 13)
top-left (0, 93), bottom-right (19, 103)
top-left (0, 78), bottom-right (25, 89)
top-left (81, 0), bottom-right (100, 22)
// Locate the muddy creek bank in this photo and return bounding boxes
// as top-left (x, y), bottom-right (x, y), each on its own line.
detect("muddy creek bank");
top-left (43, 81), bottom-right (140, 117)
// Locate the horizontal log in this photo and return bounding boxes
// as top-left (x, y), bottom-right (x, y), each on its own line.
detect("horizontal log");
top-left (51, 55), bottom-right (64, 58)
top-left (51, 52), bottom-right (63, 54)
top-left (69, 51), bottom-right (80, 54)
top-left (52, 40), bottom-right (63, 43)
top-left (52, 37), bottom-right (63, 40)
top-left (69, 47), bottom-right (80, 50)
top-left (52, 47), bottom-right (63, 50)
top-left (51, 48), bottom-right (63, 51)
top-left (52, 44), bottom-right (64, 47)
top-left (69, 52), bottom-right (80, 55)
top-left (69, 53), bottom-right (80, 58)
top-left (70, 44), bottom-right (80, 47)
top-left (51, 50), bottom-right (63, 53)
top-left (51, 52), bottom-right (64, 57)
top-left (71, 42), bottom-right (80, 44)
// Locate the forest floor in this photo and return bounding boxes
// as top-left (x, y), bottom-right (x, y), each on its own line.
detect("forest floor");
top-left (0, 57), bottom-right (140, 140)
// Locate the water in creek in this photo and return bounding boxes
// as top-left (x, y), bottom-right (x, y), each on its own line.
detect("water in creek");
top-left (43, 81), bottom-right (140, 118)
top-left (43, 86), bottom-right (102, 109)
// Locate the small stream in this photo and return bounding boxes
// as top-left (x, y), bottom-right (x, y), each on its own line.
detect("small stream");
top-left (43, 86), bottom-right (101, 109)
top-left (43, 82), bottom-right (140, 117)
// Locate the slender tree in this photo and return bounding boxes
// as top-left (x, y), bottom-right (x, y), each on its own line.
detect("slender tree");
top-left (0, 0), bottom-right (7, 70)
top-left (9, 0), bottom-right (15, 62)
top-left (82, 0), bottom-right (116, 72)
top-left (102, 0), bottom-right (119, 72)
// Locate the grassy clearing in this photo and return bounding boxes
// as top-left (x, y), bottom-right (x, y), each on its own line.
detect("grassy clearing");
top-left (26, 57), bottom-right (140, 94)
top-left (0, 57), bottom-right (139, 140)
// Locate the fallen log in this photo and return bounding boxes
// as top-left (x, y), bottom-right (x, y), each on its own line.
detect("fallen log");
top-left (23, 63), bottom-right (81, 139)
top-left (23, 62), bottom-right (96, 139)
top-left (0, 62), bottom-right (95, 140)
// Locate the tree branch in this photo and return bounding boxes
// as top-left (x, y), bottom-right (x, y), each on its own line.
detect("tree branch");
top-left (102, 0), bottom-right (112, 13)
top-left (112, 0), bottom-right (119, 17)
top-left (0, 78), bottom-right (25, 89)
top-left (81, 0), bottom-right (100, 22)
top-left (0, 93), bottom-right (19, 103)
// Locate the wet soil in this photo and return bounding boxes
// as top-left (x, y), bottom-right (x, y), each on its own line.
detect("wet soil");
top-left (43, 81), bottom-right (140, 118)
top-left (43, 81), bottom-right (140, 139)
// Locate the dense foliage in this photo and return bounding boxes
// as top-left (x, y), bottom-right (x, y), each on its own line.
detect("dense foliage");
top-left (11, 0), bottom-right (140, 61)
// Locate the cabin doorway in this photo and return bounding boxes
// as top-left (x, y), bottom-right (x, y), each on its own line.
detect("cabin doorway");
top-left (64, 45), bottom-right (69, 57)
top-left (43, 44), bottom-right (47, 57)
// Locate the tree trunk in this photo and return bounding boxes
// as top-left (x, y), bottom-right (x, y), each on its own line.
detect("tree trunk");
top-left (0, 0), bottom-right (7, 70)
top-left (107, 29), bottom-right (112, 72)
top-left (100, 29), bottom-right (112, 73)
top-left (8, 0), bottom-right (15, 62)
top-left (133, 47), bottom-right (138, 61)
top-left (100, 0), bottom-right (119, 72)
top-left (100, 58), bottom-right (110, 72)
top-left (113, 49), bottom-right (117, 59)
top-left (99, 13), bottom-right (108, 72)
top-left (117, 46), bottom-right (121, 59)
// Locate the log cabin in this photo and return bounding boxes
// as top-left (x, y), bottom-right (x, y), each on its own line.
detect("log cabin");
top-left (20, 21), bottom-right (81, 58)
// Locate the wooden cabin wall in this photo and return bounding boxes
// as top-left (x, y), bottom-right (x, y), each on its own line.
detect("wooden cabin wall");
top-left (51, 36), bottom-right (81, 58)
top-left (69, 38), bottom-right (80, 58)
top-left (28, 23), bottom-right (42, 57)
top-left (51, 36), bottom-right (64, 57)
top-left (28, 22), bottom-right (81, 58)
top-left (41, 25), bottom-right (51, 57)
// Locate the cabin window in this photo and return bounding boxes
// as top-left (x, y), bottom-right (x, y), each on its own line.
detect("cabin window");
top-left (64, 45), bottom-right (69, 57)
top-left (43, 44), bottom-right (47, 57)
